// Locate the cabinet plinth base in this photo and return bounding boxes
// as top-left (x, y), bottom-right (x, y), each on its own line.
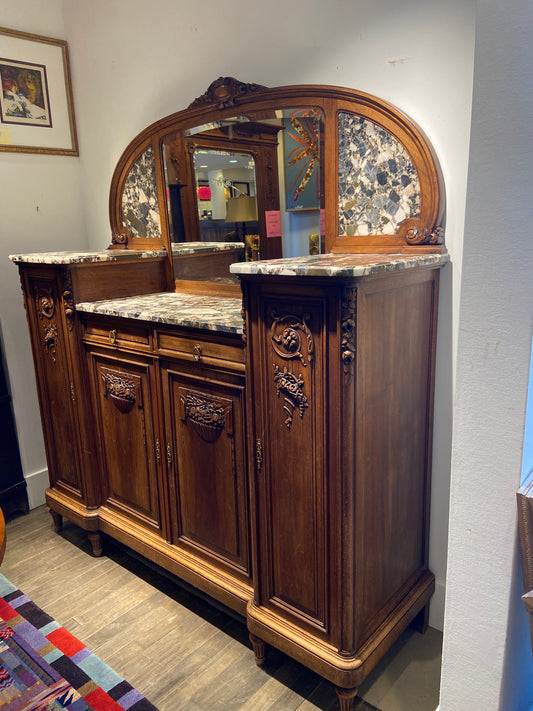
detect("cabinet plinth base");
top-left (246, 570), bottom-right (435, 690)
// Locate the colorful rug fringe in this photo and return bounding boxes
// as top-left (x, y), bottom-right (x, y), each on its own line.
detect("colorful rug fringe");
top-left (0, 573), bottom-right (157, 710)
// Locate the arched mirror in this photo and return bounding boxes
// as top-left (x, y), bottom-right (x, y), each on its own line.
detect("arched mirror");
top-left (108, 78), bottom-right (445, 294)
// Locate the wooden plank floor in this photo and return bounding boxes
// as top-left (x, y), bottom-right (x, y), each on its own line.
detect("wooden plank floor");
top-left (1, 507), bottom-right (442, 711)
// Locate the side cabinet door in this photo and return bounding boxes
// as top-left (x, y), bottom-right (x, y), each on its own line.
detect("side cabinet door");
top-left (88, 352), bottom-right (162, 534)
top-left (161, 364), bottom-right (250, 583)
top-left (250, 292), bottom-right (333, 640)
top-left (24, 271), bottom-right (82, 497)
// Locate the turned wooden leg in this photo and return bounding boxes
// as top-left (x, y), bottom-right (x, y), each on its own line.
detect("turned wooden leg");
top-left (412, 602), bottom-right (430, 634)
top-left (249, 633), bottom-right (266, 665)
top-left (49, 509), bottom-right (62, 532)
top-left (88, 532), bottom-right (103, 557)
top-left (335, 686), bottom-right (359, 711)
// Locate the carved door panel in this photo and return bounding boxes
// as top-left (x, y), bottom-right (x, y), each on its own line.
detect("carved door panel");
top-left (250, 291), bottom-right (334, 640)
top-left (24, 272), bottom-right (82, 496)
top-left (161, 364), bottom-right (250, 583)
top-left (89, 352), bottom-right (163, 533)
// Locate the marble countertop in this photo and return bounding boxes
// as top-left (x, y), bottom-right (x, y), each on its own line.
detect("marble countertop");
top-left (172, 241), bottom-right (244, 255)
top-left (76, 292), bottom-right (243, 335)
top-left (230, 252), bottom-right (450, 278)
top-left (9, 249), bottom-right (167, 265)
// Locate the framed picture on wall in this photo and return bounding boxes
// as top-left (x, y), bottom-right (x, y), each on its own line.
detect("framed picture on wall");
top-left (0, 27), bottom-right (78, 155)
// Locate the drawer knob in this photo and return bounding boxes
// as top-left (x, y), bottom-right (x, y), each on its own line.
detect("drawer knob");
top-left (109, 329), bottom-right (117, 346)
top-left (192, 344), bottom-right (202, 361)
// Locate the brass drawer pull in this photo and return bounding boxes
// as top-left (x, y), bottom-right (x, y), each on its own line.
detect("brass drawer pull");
top-left (192, 344), bottom-right (202, 361)
top-left (109, 329), bottom-right (117, 346)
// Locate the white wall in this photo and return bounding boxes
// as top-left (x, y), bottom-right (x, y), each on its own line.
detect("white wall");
top-left (0, 0), bottom-right (87, 506)
top-left (439, 1), bottom-right (533, 708)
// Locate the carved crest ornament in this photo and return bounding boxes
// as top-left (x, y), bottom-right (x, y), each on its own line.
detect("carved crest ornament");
top-left (102, 372), bottom-right (137, 413)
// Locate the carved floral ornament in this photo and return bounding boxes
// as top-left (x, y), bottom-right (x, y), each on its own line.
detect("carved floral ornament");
top-left (102, 372), bottom-right (137, 413)
top-left (181, 390), bottom-right (233, 443)
top-left (270, 312), bottom-right (314, 429)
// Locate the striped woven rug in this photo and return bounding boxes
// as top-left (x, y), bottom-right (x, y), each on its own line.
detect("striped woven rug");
top-left (0, 573), bottom-right (157, 710)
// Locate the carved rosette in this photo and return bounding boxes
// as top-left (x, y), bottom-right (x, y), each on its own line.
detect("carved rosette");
top-left (61, 270), bottom-right (75, 331)
top-left (398, 217), bottom-right (443, 245)
top-left (102, 372), bottom-right (137, 413)
top-left (188, 76), bottom-right (268, 111)
top-left (273, 364), bottom-right (309, 429)
top-left (181, 391), bottom-right (232, 442)
top-left (341, 288), bottom-right (357, 385)
top-left (270, 312), bottom-right (313, 366)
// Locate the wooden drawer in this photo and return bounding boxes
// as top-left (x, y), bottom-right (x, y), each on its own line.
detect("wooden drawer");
top-left (155, 329), bottom-right (245, 370)
top-left (81, 315), bottom-right (152, 352)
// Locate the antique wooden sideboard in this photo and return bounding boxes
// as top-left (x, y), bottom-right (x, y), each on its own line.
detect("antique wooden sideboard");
top-left (12, 78), bottom-right (448, 710)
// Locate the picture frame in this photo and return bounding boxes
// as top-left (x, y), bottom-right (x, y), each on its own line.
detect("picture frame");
top-left (0, 27), bottom-right (78, 155)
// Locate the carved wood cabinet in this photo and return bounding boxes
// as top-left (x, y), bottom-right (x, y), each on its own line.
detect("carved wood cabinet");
top-left (237, 262), bottom-right (442, 704)
top-left (12, 77), bottom-right (450, 710)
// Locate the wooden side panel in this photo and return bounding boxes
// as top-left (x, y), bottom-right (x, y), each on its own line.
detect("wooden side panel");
top-left (252, 290), bottom-right (330, 635)
top-left (162, 363), bottom-right (250, 581)
top-left (88, 351), bottom-right (162, 533)
top-left (22, 270), bottom-right (82, 496)
top-left (354, 271), bottom-right (438, 644)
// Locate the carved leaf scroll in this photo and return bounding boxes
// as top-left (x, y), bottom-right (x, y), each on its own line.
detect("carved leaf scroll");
top-left (341, 288), bottom-right (357, 385)
top-left (61, 270), bottom-right (75, 330)
top-left (35, 286), bottom-right (58, 363)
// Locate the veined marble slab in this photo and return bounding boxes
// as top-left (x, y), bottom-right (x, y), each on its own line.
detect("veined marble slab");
top-left (9, 250), bottom-right (167, 265)
top-left (172, 241), bottom-right (244, 255)
top-left (76, 292), bottom-right (243, 334)
top-left (230, 252), bottom-right (449, 278)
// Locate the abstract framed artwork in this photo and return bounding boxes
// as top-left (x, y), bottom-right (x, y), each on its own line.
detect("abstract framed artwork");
top-left (0, 27), bottom-right (78, 155)
top-left (283, 108), bottom-right (323, 211)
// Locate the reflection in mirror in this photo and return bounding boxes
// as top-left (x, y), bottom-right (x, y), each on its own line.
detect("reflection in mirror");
top-left (193, 148), bottom-right (258, 246)
top-left (162, 107), bottom-right (325, 287)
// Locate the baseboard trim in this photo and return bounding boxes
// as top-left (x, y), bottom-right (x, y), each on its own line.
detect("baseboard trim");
top-left (25, 468), bottom-right (48, 509)
top-left (429, 578), bottom-right (446, 631)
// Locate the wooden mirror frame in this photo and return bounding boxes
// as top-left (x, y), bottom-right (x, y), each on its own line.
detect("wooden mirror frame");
top-left (108, 77), bottom-right (445, 275)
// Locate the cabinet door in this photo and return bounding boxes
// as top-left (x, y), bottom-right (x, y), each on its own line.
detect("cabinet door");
top-left (248, 290), bottom-right (335, 639)
top-left (23, 271), bottom-right (82, 497)
top-left (88, 351), bottom-right (163, 534)
top-left (161, 363), bottom-right (250, 583)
